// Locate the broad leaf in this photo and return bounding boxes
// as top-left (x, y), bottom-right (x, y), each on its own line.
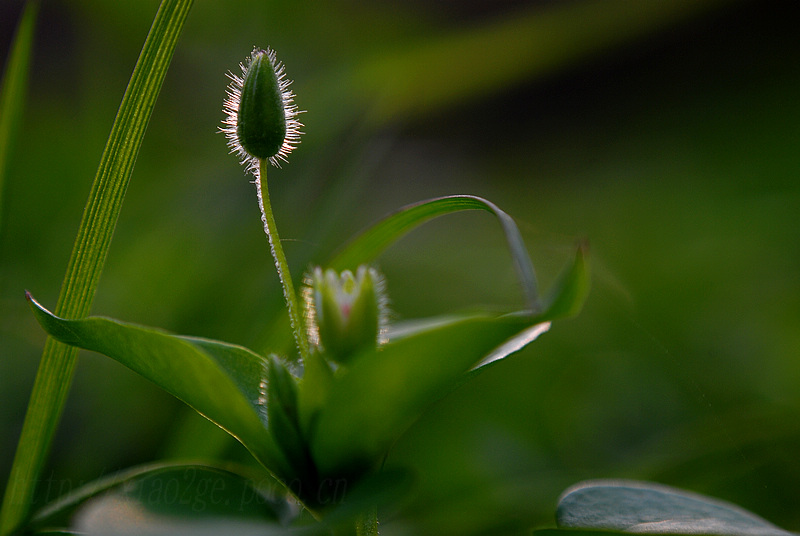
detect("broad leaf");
top-left (310, 313), bottom-right (532, 478)
top-left (556, 480), bottom-right (792, 536)
top-left (29, 463), bottom-right (299, 536)
top-left (534, 530), bottom-right (631, 536)
top-left (310, 244), bottom-right (589, 478)
top-left (26, 294), bottom-right (292, 482)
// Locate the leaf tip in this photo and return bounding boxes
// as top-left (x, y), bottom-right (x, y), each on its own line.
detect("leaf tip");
top-left (24, 292), bottom-right (83, 345)
top-left (540, 241), bottom-right (591, 321)
top-left (25, 289), bottom-right (47, 316)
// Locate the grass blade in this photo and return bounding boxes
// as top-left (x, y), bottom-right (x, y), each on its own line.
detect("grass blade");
top-left (330, 195), bottom-right (541, 311)
top-left (0, 0), bottom-right (39, 237)
top-left (0, 1), bottom-right (194, 533)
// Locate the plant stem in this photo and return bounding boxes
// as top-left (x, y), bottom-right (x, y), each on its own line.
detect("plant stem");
top-left (355, 506), bottom-right (379, 536)
top-left (255, 159), bottom-right (309, 363)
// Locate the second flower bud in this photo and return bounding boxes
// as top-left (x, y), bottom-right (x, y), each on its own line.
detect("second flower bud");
top-left (305, 266), bottom-right (387, 365)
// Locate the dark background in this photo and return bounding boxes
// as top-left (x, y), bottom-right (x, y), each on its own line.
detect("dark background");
top-left (1, 0), bottom-right (799, 533)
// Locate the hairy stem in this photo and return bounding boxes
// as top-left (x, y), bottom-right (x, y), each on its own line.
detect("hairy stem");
top-left (255, 159), bottom-right (309, 362)
top-left (355, 506), bottom-right (379, 536)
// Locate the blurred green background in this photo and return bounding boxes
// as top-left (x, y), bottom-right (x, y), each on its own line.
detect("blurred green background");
top-left (1, 0), bottom-right (798, 534)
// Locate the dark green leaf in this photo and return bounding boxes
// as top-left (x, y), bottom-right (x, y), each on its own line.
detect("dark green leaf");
top-left (556, 480), bottom-right (792, 536)
top-left (471, 243), bottom-right (589, 372)
top-left (264, 195), bottom-right (578, 359)
top-left (26, 294), bottom-right (292, 482)
top-left (310, 243), bottom-right (589, 477)
top-left (265, 356), bottom-right (313, 487)
top-left (309, 313), bottom-right (536, 477)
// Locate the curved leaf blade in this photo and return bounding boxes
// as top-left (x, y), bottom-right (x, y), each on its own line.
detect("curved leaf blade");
top-left (26, 294), bottom-right (291, 481)
top-left (264, 195), bottom-right (572, 359)
top-left (541, 241), bottom-right (590, 319)
top-left (556, 480), bottom-right (792, 536)
top-left (472, 243), bottom-right (589, 371)
top-left (330, 195), bottom-right (541, 311)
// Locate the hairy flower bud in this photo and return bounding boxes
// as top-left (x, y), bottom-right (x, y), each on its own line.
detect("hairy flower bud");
top-left (305, 266), bottom-right (388, 364)
top-left (222, 48), bottom-right (303, 172)
top-left (237, 52), bottom-right (286, 161)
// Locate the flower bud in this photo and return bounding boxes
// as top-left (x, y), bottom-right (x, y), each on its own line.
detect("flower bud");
top-left (237, 51), bottom-right (286, 161)
top-left (222, 48), bottom-right (303, 171)
top-left (305, 266), bottom-right (387, 364)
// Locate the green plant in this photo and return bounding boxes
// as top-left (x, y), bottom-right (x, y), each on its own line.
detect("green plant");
top-left (1, 3), bottom-right (588, 532)
top-left (14, 40), bottom-right (589, 530)
top-left (1, 0), bottom-right (193, 533)
top-left (3, 1), bottom-right (796, 534)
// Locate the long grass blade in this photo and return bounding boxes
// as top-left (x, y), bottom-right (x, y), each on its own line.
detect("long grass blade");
top-left (0, 1), bottom-right (194, 533)
top-left (0, 0), bottom-right (39, 237)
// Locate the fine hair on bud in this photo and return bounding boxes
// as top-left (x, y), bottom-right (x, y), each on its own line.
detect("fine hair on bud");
top-left (303, 265), bottom-right (389, 365)
top-left (222, 47), bottom-right (303, 172)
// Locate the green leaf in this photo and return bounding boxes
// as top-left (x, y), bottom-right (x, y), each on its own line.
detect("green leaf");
top-left (1, 1), bottom-right (194, 533)
top-left (0, 0), bottom-right (38, 233)
top-left (534, 530), bottom-right (631, 536)
top-left (540, 241), bottom-right (590, 319)
top-left (310, 242), bottom-right (590, 478)
top-left (556, 480), bottom-right (792, 536)
top-left (265, 356), bottom-right (313, 487)
top-left (330, 195), bottom-right (541, 311)
top-left (29, 463), bottom-right (298, 535)
top-left (264, 194), bottom-right (571, 359)
top-left (310, 312), bottom-right (538, 478)
top-left (25, 294), bottom-right (293, 483)
top-left (471, 243), bottom-right (589, 372)
top-left (30, 462), bottom-right (410, 535)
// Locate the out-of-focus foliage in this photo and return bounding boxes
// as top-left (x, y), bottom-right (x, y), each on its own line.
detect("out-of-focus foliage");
top-left (554, 480), bottom-right (793, 535)
top-left (1, 0), bottom-right (798, 534)
top-left (0, 0), bottom-right (37, 232)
